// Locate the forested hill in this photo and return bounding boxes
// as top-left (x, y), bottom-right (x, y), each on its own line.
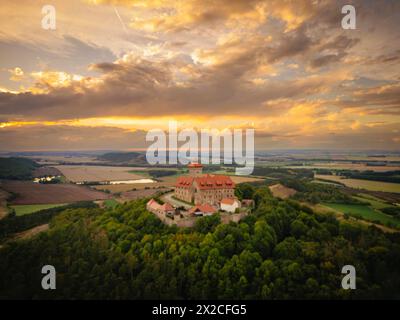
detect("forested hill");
top-left (97, 152), bottom-right (147, 164)
top-left (0, 157), bottom-right (39, 180)
top-left (1, 185), bottom-right (400, 299)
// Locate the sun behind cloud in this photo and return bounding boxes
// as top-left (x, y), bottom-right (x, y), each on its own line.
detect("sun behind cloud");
top-left (0, 0), bottom-right (399, 150)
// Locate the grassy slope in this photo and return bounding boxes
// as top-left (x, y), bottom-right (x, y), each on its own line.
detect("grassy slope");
top-left (10, 204), bottom-right (68, 216)
top-left (322, 202), bottom-right (400, 228)
top-left (103, 199), bottom-right (119, 209)
top-left (352, 194), bottom-right (390, 210)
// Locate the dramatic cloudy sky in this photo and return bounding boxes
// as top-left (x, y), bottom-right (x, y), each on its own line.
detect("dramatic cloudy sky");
top-left (0, 0), bottom-right (399, 151)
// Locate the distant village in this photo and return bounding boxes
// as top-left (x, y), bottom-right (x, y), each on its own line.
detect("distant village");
top-left (146, 163), bottom-right (254, 227)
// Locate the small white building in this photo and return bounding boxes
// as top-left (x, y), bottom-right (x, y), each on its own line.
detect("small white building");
top-left (220, 198), bottom-right (241, 213)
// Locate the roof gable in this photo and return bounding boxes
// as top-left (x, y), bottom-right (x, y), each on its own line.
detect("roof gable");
top-left (188, 203), bottom-right (217, 214)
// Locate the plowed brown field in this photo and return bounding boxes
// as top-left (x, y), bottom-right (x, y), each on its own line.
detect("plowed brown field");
top-left (1, 181), bottom-right (110, 204)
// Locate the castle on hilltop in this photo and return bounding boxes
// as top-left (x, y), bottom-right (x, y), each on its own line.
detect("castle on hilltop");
top-left (174, 163), bottom-right (236, 206)
top-left (147, 163), bottom-right (253, 223)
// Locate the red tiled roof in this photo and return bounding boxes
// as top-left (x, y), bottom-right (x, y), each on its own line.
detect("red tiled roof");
top-left (147, 199), bottom-right (157, 205)
top-left (147, 199), bottom-right (159, 209)
top-left (175, 176), bottom-right (194, 188)
top-left (195, 175), bottom-right (235, 190)
top-left (147, 199), bottom-right (174, 213)
top-left (188, 203), bottom-right (217, 215)
top-left (175, 174), bottom-right (235, 189)
top-left (161, 203), bottom-right (174, 211)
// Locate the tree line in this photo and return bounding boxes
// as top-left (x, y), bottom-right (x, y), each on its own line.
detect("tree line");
top-left (0, 184), bottom-right (399, 299)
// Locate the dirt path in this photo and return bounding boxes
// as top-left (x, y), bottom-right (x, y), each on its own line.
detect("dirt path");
top-left (161, 192), bottom-right (192, 209)
top-left (0, 189), bottom-right (10, 220)
top-left (0, 206), bottom-right (8, 220)
top-left (11, 224), bottom-right (49, 241)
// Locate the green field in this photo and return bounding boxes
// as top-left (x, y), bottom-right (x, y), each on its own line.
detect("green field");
top-left (352, 194), bottom-right (391, 210)
top-left (128, 169), bottom-right (184, 179)
top-left (322, 202), bottom-right (400, 228)
top-left (127, 170), bottom-right (151, 177)
top-left (10, 203), bottom-right (68, 216)
top-left (104, 199), bottom-right (119, 209)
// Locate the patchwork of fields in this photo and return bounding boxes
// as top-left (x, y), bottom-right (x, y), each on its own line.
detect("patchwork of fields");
top-left (1, 156), bottom-right (399, 235)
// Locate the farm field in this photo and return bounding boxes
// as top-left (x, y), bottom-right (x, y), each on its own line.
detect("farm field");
top-left (10, 203), bottom-right (68, 216)
top-left (336, 155), bottom-right (400, 162)
top-left (322, 203), bottom-right (400, 228)
top-left (55, 165), bottom-right (150, 182)
top-left (26, 155), bottom-right (104, 164)
top-left (230, 176), bottom-right (265, 184)
top-left (120, 188), bottom-right (168, 202)
top-left (315, 174), bottom-right (400, 193)
top-left (93, 183), bottom-right (157, 192)
top-left (0, 181), bottom-right (110, 204)
top-left (352, 194), bottom-right (391, 210)
top-left (312, 204), bottom-right (398, 233)
top-left (287, 163), bottom-right (400, 172)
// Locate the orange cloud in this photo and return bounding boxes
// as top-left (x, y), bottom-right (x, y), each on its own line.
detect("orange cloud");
top-left (86, 0), bottom-right (318, 32)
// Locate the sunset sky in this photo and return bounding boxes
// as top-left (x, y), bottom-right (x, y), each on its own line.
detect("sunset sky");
top-left (0, 0), bottom-right (399, 151)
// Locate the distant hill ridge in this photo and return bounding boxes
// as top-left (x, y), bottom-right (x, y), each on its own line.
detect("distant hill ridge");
top-left (97, 152), bottom-right (147, 164)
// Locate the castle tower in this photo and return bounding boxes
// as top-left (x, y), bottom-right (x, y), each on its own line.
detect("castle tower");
top-left (188, 163), bottom-right (203, 176)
